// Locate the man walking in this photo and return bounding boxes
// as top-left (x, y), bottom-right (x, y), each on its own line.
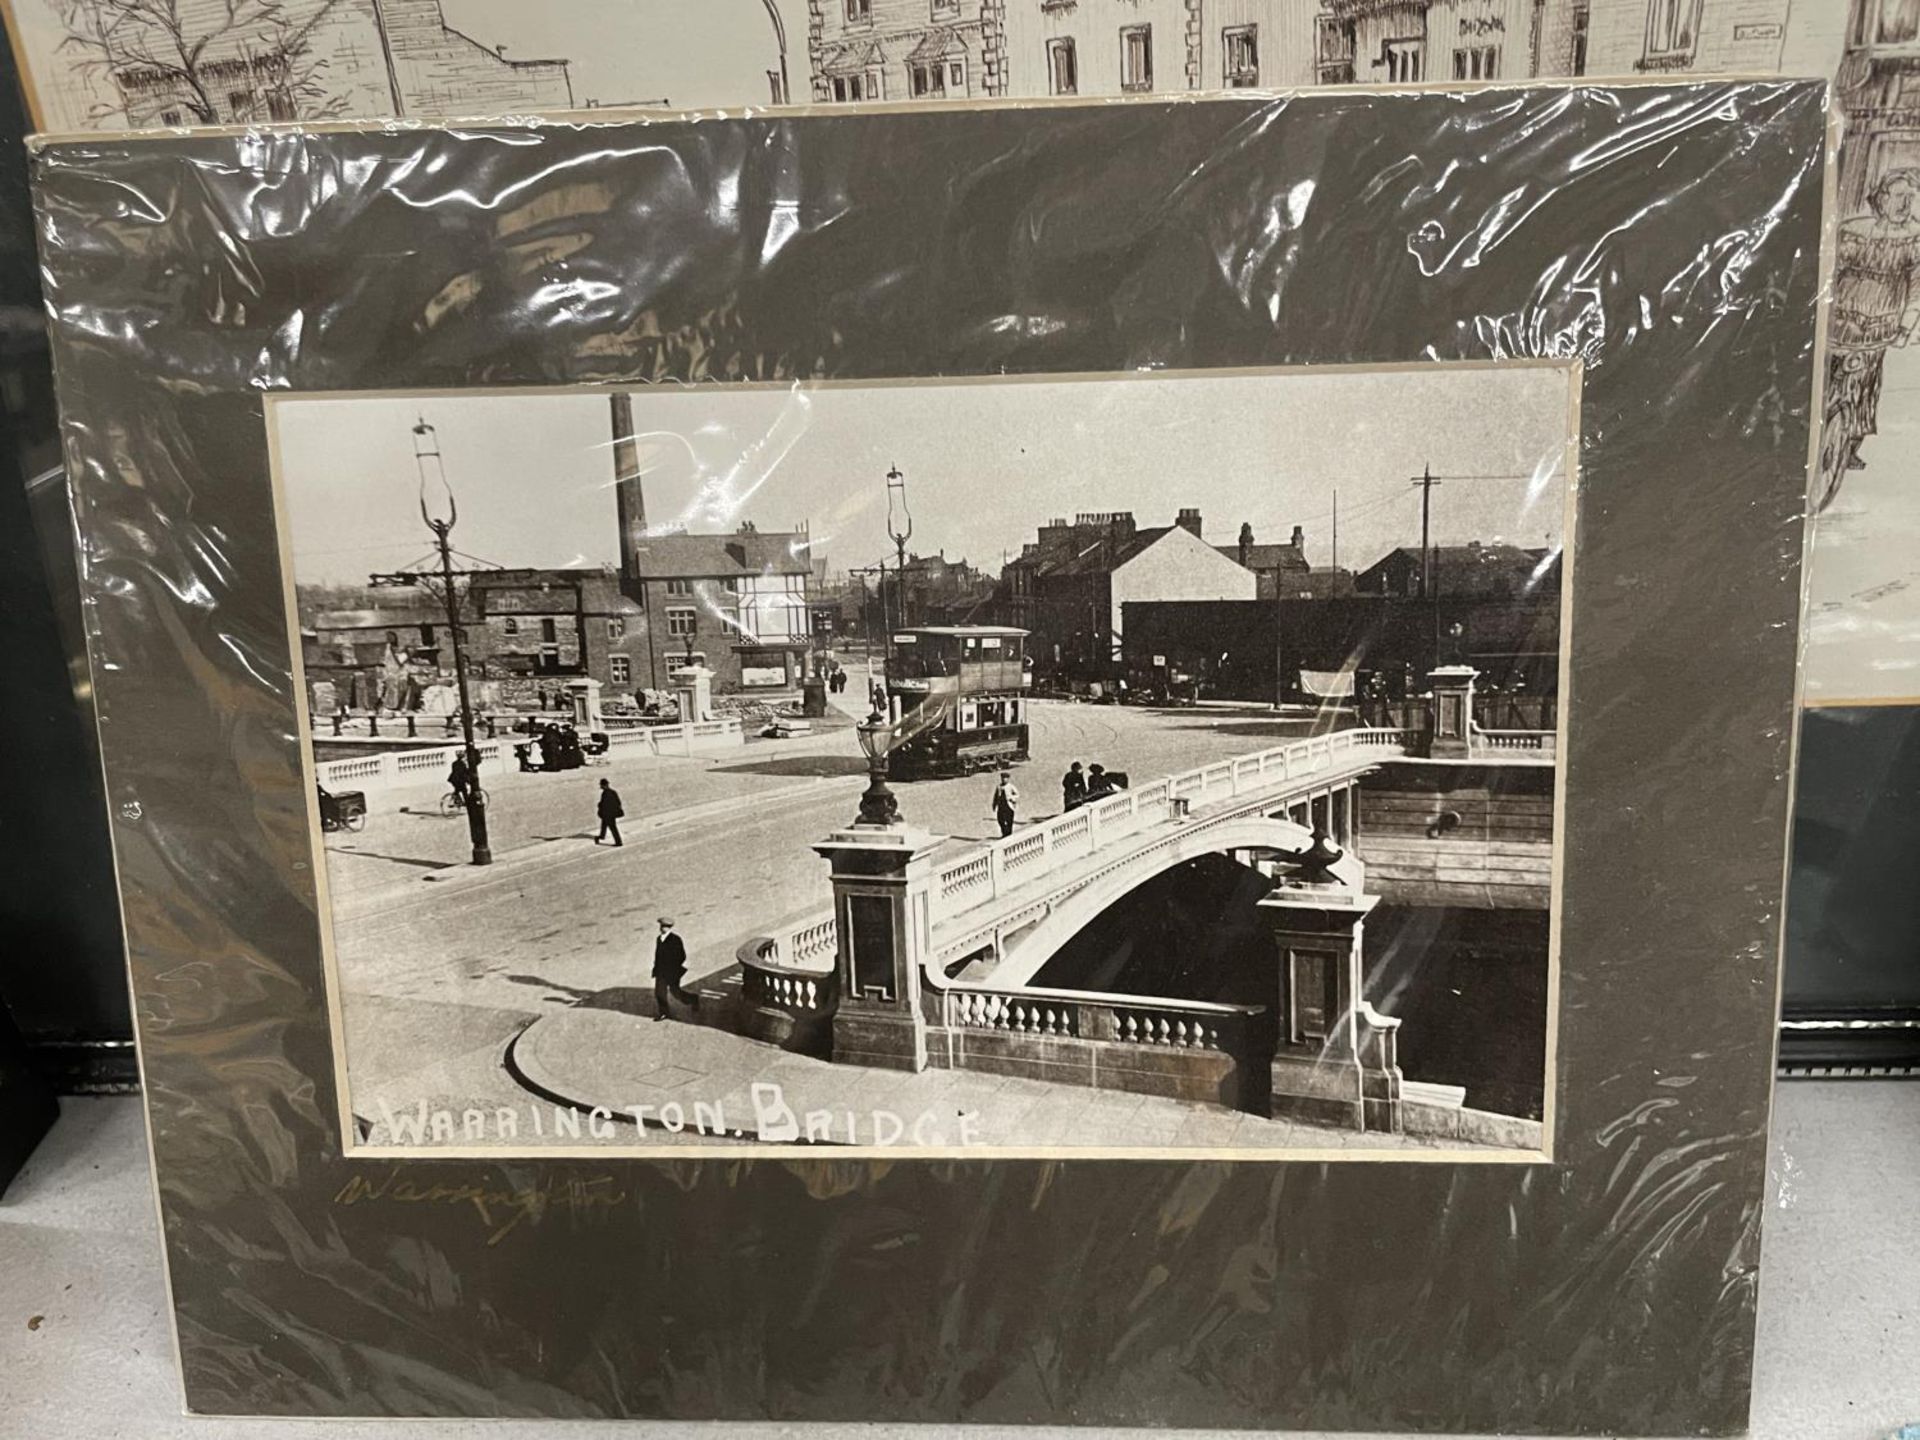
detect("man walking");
top-left (652, 917), bottom-right (699, 1021)
top-left (991, 769), bottom-right (1020, 838)
top-left (1062, 760), bottom-right (1087, 812)
top-left (595, 778), bottom-right (624, 846)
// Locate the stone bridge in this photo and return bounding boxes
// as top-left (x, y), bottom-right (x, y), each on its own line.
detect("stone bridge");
top-left (731, 666), bottom-right (1553, 1150)
top-left (746, 727), bottom-right (1403, 987)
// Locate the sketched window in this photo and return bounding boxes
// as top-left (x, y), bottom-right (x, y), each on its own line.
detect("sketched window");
top-left (1644, 0), bottom-right (1704, 61)
top-left (1572, 1), bottom-right (1590, 72)
top-left (159, 108), bottom-right (183, 125)
top-left (845, 0), bottom-right (871, 22)
top-left (1223, 26), bottom-right (1259, 86)
top-left (1047, 38), bottom-right (1078, 95)
top-left (502, 618), bottom-right (519, 637)
top-left (666, 608), bottom-right (696, 639)
top-left (931, 0), bottom-right (959, 16)
top-left (609, 655), bottom-right (631, 685)
top-left (1452, 44), bottom-right (1498, 79)
top-left (909, 62), bottom-right (947, 98)
top-left (1383, 38), bottom-right (1424, 82)
top-left (607, 616), bottom-right (625, 640)
top-left (1121, 25), bottom-right (1153, 92)
top-left (1852, 0), bottom-right (1920, 49)
top-left (665, 577), bottom-right (693, 596)
top-left (540, 618), bottom-right (558, 643)
top-left (949, 59), bottom-right (967, 91)
top-left (1316, 16), bottom-right (1355, 83)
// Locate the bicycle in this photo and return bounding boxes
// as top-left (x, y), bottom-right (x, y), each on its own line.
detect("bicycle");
top-left (438, 785), bottom-right (487, 817)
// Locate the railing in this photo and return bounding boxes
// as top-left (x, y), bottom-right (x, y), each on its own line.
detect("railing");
top-left (929, 728), bottom-right (1410, 911)
top-left (1471, 727), bottom-right (1555, 758)
top-left (743, 964), bottom-right (833, 1013)
top-left (313, 719), bottom-right (744, 791)
top-left (939, 983), bottom-right (1267, 1057)
top-left (743, 913), bottom-right (840, 977)
top-left (1356, 999), bottom-right (1401, 1073)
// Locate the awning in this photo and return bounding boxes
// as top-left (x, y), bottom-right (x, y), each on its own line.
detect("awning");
top-left (1300, 668), bottom-right (1357, 699)
top-left (906, 28), bottom-right (965, 63)
top-left (820, 41), bottom-right (884, 77)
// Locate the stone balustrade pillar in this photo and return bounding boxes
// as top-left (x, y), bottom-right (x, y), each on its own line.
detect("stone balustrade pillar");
top-left (813, 820), bottom-right (944, 1073)
top-left (1259, 878), bottom-right (1401, 1135)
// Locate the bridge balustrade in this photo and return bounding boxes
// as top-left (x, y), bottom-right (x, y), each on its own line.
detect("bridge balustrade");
top-left (926, 728), bottom-right (1412, 916)
top-left (941, 984), bottom-right (1266, 1055)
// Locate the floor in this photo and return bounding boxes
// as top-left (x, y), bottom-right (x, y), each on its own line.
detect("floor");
top-left (1, 1083), bottom-right (1913, 1438)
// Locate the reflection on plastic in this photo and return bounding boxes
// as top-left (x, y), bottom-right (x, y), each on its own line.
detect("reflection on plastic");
top-left (26, 85), bottom-right (1825, 1432)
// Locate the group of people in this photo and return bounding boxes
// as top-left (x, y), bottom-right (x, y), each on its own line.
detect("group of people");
top-left (985, 758), bottom-right (1128, 838)
top-left (515, 720), bottom-right (588, 772)
top-left (1061, 760), bottom-right (1121, 812)
top-left (823, 662), bottom-right (852, 695)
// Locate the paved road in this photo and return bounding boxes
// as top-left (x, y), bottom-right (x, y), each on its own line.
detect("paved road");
top-left (328, 698), bottom-right (1324, 1121)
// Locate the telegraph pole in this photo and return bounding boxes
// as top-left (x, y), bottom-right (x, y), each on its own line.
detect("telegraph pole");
top-left (1412, 464), bottom-right (1441, 598)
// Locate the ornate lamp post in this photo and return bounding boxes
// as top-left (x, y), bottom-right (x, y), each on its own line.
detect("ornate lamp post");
top-left (853, 707), bottom-right (900, 827)
top-left (885, 464), bottom-right (912, 632)
top-left (412, 419), bottom-right (491, 866)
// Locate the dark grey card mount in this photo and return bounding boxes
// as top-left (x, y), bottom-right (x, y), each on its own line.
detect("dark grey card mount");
top-left (31, 83), bottom-right (1826, 1432)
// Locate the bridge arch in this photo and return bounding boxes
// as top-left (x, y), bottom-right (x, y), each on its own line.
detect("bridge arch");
top-left (937, 814), bottom-right (1366, 990)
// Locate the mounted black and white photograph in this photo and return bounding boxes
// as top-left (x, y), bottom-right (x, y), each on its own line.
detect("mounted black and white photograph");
top-left (273, 366), bottom-right (1574, 1158)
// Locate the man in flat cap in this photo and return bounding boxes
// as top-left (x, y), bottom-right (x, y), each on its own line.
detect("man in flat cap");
top-left (651, 916), bottom-right (699, 1022)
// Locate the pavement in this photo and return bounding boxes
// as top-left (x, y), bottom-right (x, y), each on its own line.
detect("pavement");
top-left (326, 690), bottom-right (1332, 1139)
top-left (361, 987), bottom-right (1481, 1155)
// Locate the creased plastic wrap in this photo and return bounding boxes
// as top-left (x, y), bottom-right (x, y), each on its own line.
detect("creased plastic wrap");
top-left (29, 84), bottom-right (1827, 1432)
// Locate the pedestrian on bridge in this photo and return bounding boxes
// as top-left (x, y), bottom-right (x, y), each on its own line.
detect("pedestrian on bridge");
top-left (1062, 761), bottom-right (1086, 812)
top-left (595, 778), bottom-right (624, 847)
top-left (992, 769), bottom-right (1020, 838)
top-left (652, 917), bottom-right (700, 1022)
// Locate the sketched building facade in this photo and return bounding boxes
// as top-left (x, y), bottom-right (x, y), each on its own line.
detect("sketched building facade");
top-left (810, 0), bottom-right (1593, 103)
top-left (807, 0), bottom-right (1011, 102)
top-left (48, 0), bottom-right (571, 130)
top-left (1582, 0), bottom-right (1792, 82)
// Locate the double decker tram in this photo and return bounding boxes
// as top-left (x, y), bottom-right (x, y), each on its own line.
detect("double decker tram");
top-left (884, 626), bottom-right (1032, 779)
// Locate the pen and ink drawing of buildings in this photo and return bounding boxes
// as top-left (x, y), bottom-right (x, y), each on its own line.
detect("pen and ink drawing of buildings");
top-left (32, 0), bottom-right (574, 129)
top-left (9, 0), bottom-right (1911, 688)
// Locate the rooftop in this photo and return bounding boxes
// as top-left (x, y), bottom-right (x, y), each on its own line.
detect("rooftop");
top-left (629, 530), bottom-right (812, 580)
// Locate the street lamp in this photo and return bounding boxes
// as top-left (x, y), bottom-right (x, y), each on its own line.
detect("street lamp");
top-left (760, 0), bottom-right (791, 105)
top-left (885, 464), bottom-right (912, 631)
top-left (412, 418), bottom-right (491, 866)
top-left (853, 707), bottom-right (900, 827)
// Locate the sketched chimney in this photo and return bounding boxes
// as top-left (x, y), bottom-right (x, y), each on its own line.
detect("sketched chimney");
top-left (1176, 507), bottom-right (1203, 539)
top-left (1238, 521), bottom-right (1254, 569)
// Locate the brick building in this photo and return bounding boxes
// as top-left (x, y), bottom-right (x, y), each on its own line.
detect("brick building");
top-left (997, 508), bottom-right (1255, 678)
top-left (1356, 541), bottom-right (1557, 600)
top-left (620, 525), bottom-right (816, 695)
top-left (301, 566), bottom-right (643, 713)
top-left (1122, 589), bottom-right (1563, 702)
